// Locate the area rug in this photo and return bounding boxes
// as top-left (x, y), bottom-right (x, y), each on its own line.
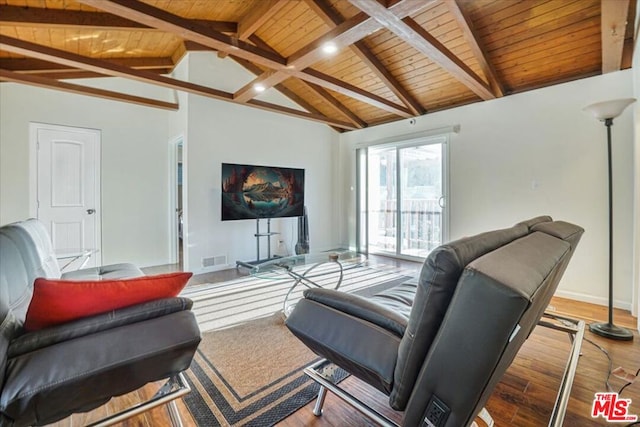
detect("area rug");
top-left (183, 312), bottom-right (348, 426)
top-left (181, 263), bottom-right (412, 331)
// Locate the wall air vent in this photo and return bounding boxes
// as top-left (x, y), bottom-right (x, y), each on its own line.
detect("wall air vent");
top-left (202, 255), bottom-right (227, 268)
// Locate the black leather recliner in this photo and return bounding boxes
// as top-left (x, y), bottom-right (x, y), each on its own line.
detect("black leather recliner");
top-left (286, 216), bottom-right (584, 427)
top-left (0, 219), bottom-right (201, 426)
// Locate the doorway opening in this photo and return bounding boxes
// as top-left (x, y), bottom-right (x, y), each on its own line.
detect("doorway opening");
top-left (170, 137), bottom-right (184, 270)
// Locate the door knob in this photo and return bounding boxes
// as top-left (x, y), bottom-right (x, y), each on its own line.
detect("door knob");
top-left (87, 209), bottom-right (96, 215)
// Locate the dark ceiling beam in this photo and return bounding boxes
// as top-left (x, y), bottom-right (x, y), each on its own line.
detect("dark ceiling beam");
top-left (0, 35), bottom-right (356, 130)
top-left (233, 0), bottom-right (430, 108)
top-left (0, 57), bottom-right (174, 73)
top-left (231, 56), bottom-right (348, 132)
top-left (218, 0), bottom-right (287, 59)
top-left (238, 0), bottom-right (288, 40)
top-left (231, 57), bottom-right (316, 113)
top-left (76, 0), bottom-right (286, 69)
top-left (77, 0), bottom-right (413, 118)
top-left (232, 10), bottom-right (372, 102)
top-left (600, 0), bottom-right (631, 73)
top-left (305, 0), bottom-right (425, 115)
top-left (297, 68), bottom-right (410, 117)
top-left (0, 69), bottom-right (179, 111)
top-left (0, 5), bottom-right (237, 33)
top-left (245, 35), bottom-right (366, 128)
top-left (444, 0), bottom-right (504, 97)
top-left (22, 70), bottom-right (173, 80)
top-left (172, 40), bottom-right (216, 64)
top-left (245, 98), bottom-right (356, 130)
top-left (0, 35), bottom-right (230, 97)
top-left (349, 0), bottom-right (495, 100)
top-left (303, 81), bottom-right (368, 128)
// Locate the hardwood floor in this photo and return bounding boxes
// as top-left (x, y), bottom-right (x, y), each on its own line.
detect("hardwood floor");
top-left (51, 256), bottom-right (639, 427)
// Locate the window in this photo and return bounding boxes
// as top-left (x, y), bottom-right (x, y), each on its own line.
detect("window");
top-left (357, 135), bottom-right (448, 260)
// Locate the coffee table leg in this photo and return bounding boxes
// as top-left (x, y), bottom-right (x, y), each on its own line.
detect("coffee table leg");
top-left (334, 261), bottom-right (344, 291)
top-left (282, 260), bottom-right (344, 317)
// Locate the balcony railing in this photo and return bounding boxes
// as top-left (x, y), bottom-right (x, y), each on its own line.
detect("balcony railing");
top-left (369, 199), bottom-right (441, 258)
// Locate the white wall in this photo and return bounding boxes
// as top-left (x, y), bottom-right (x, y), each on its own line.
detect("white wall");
top-left (0, 78), bottom-right (174, 267)
top-left (0, 53), bottom-right (341, 273)
top-left (181, 52), bottom-right (340, 274)
top-left (339, 70), bottom-right (636, 310)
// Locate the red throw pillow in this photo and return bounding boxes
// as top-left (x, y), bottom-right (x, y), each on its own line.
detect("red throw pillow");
top-left (24, 272), bottom-right (193, 331)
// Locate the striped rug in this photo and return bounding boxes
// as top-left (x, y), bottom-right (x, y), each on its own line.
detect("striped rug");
top-left (181, 263), bottom-right (412, 332)
top-left (181, 264), bottom-right (411, 426)
top-left (182, 313), bottom-right (349, 427)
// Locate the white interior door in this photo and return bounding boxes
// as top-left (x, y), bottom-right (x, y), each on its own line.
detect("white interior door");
top-left (32, 123), bottom-right (101, 268)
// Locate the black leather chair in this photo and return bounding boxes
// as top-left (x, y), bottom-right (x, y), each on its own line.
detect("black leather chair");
top-left (0, 219), bottom-right (201, 426)
top-left (286, 216), bottom-right (585, 427)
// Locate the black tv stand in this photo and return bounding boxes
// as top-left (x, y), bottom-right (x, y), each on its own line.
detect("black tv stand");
top-left (236, 218), bottom-right (280, 269)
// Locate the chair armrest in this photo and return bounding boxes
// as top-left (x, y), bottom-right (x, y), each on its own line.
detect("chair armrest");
top-left (9, 297), bottom-right (193, 358)
top-left (304, 288), bottom-right (407, 337)
top-left (2, 310), bottom-right (200, 425)
top-left (61, 262), bottom-right (144, 280)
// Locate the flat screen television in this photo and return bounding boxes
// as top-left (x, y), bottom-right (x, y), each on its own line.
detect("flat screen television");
top-left (221, 163), bottom-right (305, 221)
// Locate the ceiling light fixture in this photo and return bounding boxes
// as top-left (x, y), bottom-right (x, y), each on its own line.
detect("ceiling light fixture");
top-left (254, 84), bottom-right (266, 93)
top-left (322, 42), bottom-right (338, 54)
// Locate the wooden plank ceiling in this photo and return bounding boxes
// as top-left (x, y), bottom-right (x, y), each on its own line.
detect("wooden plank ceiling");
top-left (0, 0), bottom-right (636, 131)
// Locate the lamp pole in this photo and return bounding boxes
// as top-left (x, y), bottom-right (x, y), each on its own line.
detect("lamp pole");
top-left (583, 98), bottom-right (635, 341)
top-left (605, 117), bottom-right (614, 328)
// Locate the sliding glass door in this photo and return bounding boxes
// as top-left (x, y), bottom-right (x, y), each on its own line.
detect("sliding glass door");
top-left (367, 146), bottom-right (397, 254)
top-left (358, 136), bottom-right (447, 259)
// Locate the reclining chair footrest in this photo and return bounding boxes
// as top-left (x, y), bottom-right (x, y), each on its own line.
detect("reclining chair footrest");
top-left (304, 360), bottom-right (400, 427)
top-left (86, 372), bottom-right (190, 427)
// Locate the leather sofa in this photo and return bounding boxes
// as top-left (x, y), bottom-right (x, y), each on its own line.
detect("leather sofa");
top-left (0, 219), bottom-right (201, 426)
top-left (286, 216), bottom-right (584, 426)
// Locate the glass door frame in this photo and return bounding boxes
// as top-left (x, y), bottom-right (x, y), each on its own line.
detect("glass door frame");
top-left (356, 134), bottom-right (449, 261)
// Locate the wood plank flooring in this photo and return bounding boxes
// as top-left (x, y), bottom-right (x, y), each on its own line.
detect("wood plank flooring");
top-left (49, 257), bottom-right (639, 427)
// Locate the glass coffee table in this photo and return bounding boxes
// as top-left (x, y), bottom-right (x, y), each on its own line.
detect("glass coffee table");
top-left (250, 251), bottom-right (367, 317)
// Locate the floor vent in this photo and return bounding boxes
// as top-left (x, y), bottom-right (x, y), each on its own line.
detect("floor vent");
top-left (202, 255), bottom-right (227, 268)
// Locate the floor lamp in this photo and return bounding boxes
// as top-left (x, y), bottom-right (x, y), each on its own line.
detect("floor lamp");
top-left (583, 97), bottom-right (635, 341)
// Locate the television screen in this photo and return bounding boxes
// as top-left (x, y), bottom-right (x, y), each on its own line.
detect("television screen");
top-left (221, 163), bottom-right (305, 221)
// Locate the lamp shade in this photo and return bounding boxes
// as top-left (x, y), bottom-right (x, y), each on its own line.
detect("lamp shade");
top-left (583, 98), bottom-right (636, 121)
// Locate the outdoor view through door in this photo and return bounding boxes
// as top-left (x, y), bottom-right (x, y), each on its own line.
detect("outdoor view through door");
top-left (358, 136), bottom-right (447, 259)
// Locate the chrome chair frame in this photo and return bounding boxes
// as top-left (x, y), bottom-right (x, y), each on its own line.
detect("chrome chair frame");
top-left (87, 373), bottom-right (190, 427)
top-left (304, 312), bottom-right (585, 427)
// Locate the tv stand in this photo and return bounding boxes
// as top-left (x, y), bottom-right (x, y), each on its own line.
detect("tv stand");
top-left (236, 218), bottom-right (280, 269)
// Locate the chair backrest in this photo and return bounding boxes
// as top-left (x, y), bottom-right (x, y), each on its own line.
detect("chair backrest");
top-left (0, 267), bottom-right (18, 392)
top-left (401, 220), bottom-right (583, 426)
top-left (0, 225), bottom-right (39, 391)
top-left (11, 219), bottom-right (62, 280)
top-left (0, 219), bottom-right (62, 330)
top-left (388, 217), bottom-right (554, 409)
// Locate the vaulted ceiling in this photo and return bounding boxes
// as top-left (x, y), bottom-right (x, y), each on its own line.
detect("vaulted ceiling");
top-left (0, 0), bottom-right (636, 132)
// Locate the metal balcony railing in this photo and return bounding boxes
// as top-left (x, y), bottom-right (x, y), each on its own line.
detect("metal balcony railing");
top-left (369, 199), bottom-right (442, 257)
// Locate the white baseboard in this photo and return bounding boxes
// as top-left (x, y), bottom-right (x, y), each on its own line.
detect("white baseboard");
top-left (554, 289), bottom-right (633, 312)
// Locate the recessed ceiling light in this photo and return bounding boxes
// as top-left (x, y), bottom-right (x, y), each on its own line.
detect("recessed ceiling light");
top-left (322, 42), bottom-right (338, 54)
top-left (254, 84), bottom-right (266, 92)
